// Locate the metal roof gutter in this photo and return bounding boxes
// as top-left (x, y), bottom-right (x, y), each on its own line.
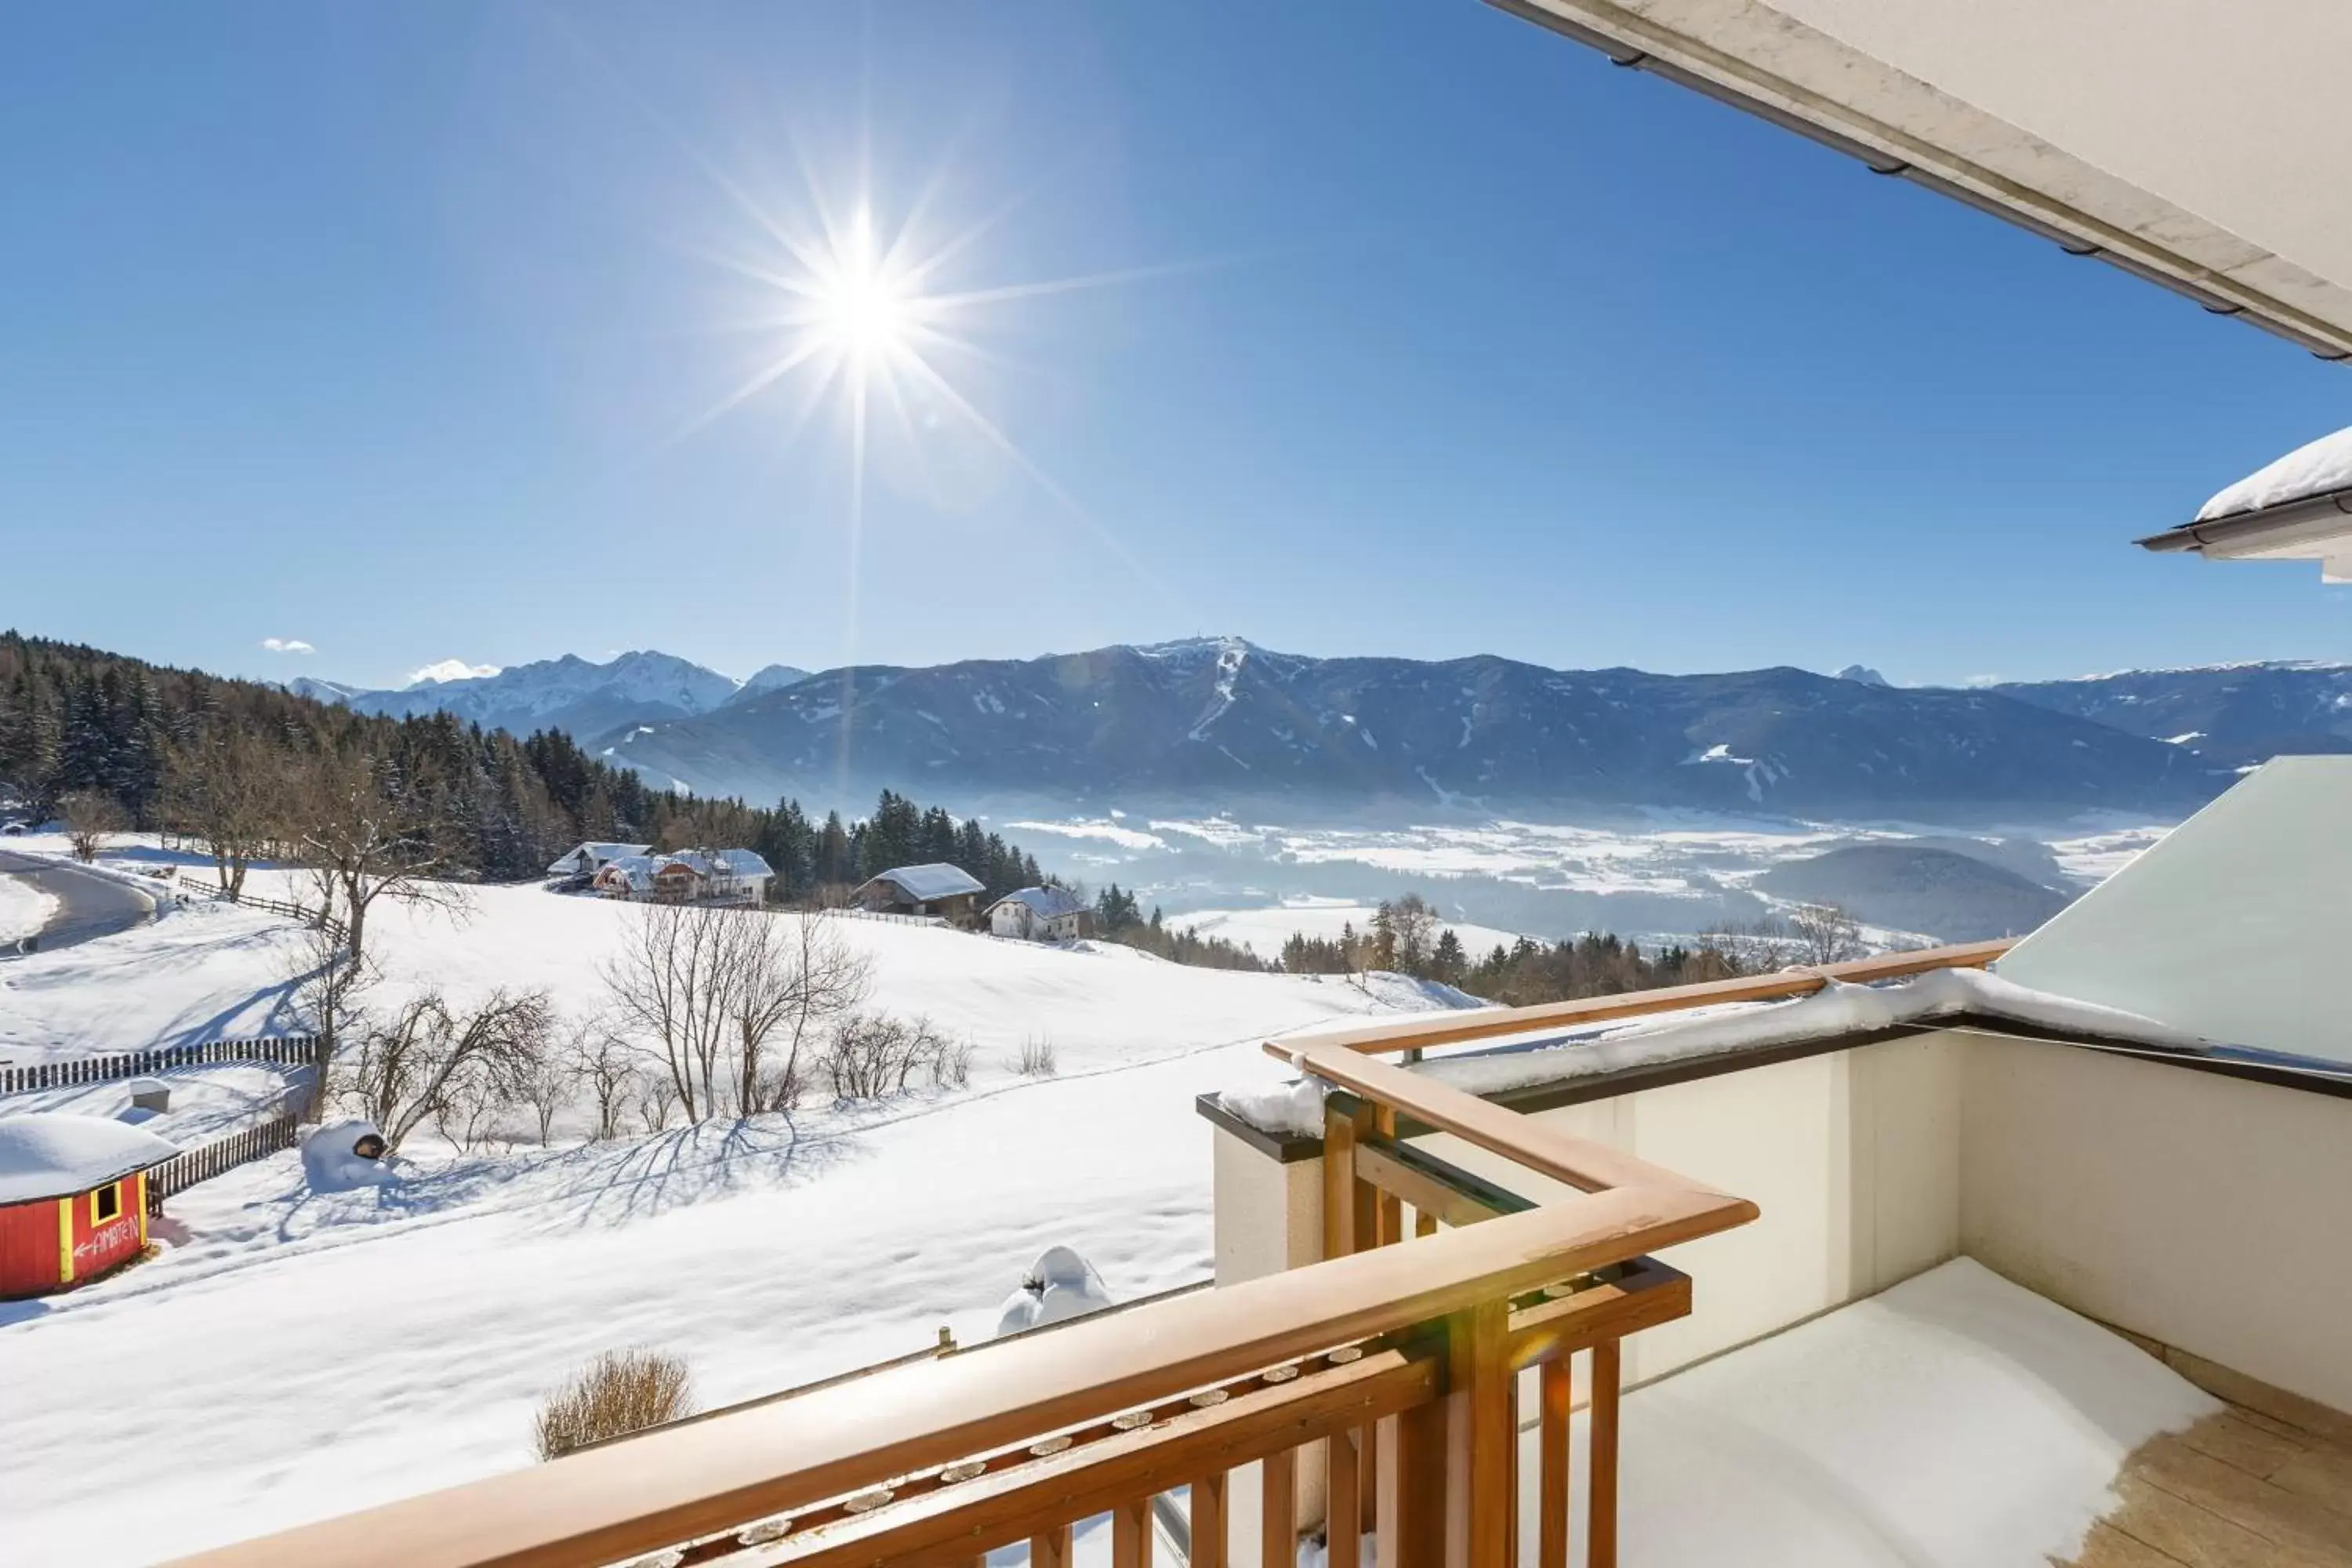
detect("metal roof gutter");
top-left (2136, 487), bottom-right (2352, 556)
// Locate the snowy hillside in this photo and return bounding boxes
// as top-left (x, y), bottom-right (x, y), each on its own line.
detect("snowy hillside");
top-left (0, 837), bottom-right (1472, 1561)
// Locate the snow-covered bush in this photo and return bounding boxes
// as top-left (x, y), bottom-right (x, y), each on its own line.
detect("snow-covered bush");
top-left (533, 1348), bottom-right (695, 1461)
top-left (994, 1246), bottom-right (1113, 1338)
top-left (1014, 1036), bottom-right (1058, 1077)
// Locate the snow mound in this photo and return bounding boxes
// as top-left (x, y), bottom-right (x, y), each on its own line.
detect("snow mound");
top-left (2199, 423), bottom-right (2352, 520)
top-left (0, 1113), bottom-right (179, 1204)
top-left (301, 1121), bottom-right (394, 1193)
top-left (1216, 1077), bottom-right (1329, 1139)
top-left (994, 1245), bottom-right (1114, 1338)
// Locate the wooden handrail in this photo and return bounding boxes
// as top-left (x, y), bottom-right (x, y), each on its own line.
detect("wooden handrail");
top-left (172, 1187), bottom-right (1755, 1568)
top-left (1279, 1040), bottom-right (1737, 1198)
top-left (1295, 938), bottom-right (2013, 1057)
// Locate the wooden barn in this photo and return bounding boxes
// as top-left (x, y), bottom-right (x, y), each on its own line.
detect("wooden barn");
top-left (0, 1113), bottom-right (179, 1298)
top-left (851, 862), bottom-right (987, 925)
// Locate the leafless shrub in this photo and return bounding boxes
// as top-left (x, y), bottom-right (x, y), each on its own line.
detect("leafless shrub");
top-left (820, 1013), bottom-right (952, 1101)
top-left (634, 1069), bottom-right (679, 1133)
top-left (932, 1036), bottom-right (975, 1090)
top-left (58, 790), bottom-right (126, 862)
top-left (568, 1015), bottom-right (639, 1142)
top-left (1014, 1036), bottom-right (1058, 1078)
top-left (516, 1049), bottom-right (576, 1146)
top-left (533, 1348), bottom-right (695, 1461)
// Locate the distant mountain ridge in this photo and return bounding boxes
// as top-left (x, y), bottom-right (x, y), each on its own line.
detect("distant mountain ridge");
top-left (291, 652), bottom-right (811, 742)
top-left (588, 637), bottom-right (2230, 819)
top-left (1988, 662), bottom-right (2352, 769)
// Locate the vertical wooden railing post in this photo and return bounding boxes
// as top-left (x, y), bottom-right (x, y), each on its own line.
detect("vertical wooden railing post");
top-left (1371, 1105), bottom-right (1403, 1247)
top-left (1262, 1446), bottom-right (1298, 1568)
top-left (1323, 1103), bottom-right (1359, 1261)
top-left (1537, 1357), bottom-right (1571, 1568)
top-left (1381, 1400), bottom-right (1449, 1567)
top-left (1588, 1338), bottom-right (1621, 1568)
top-left (1326, 1427), bottom-right (1362, 1568)
top-left (1461, 1301), bottom-right (1513, 1568)
top-left (1030, 1522), bottom-right (1073, 1567)
top-left (1191, 1471), bottom-right (1227, 1568)
top-left (1113, 1496), bottom-right (1154, 1566)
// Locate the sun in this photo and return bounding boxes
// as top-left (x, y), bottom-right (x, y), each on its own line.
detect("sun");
top-left (806, 212), bottom-right (917, 363)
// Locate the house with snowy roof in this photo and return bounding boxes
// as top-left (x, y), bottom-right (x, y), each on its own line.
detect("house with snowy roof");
top-left (851, 862), bottom-right (985, 924)
top-left (985, 885), bottom-right (1091, 942)
top-left (546, 841), bottom-right (652, 887)
top-left (590, 848), bottom-right (772, 906)
top-left (0, 1114), bottom-right (178, 1298)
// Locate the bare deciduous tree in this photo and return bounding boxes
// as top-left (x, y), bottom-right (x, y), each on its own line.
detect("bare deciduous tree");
top-left (166, 728), bottom-right (287, 899)
top-left (601, 905), bottom-right (872, 1121)
top-left (634, 1069), bottom-right (680, 1133)
top-left (568, 1014), bottom-right (640, 1141)
top-left (295, 918), bottom-right (375, 1120)
top-left (350, 989), bottom-right (553, 1153)
top-left (1786, 902), bottom-right (1865, 967)
top-left (58, 790), bottom-right (125, 862)
top-left (293, 749), bottom-right (465, 964)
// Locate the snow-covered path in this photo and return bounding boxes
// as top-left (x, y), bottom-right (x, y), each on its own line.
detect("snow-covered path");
top-left (0, 1040), bottom-right (1301, 1564)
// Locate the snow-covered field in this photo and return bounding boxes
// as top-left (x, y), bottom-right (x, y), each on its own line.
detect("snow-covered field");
top-left (0, 836), bottom-right (1468, 1561)
top-left (1011, 809), bottom-right (2169, 949)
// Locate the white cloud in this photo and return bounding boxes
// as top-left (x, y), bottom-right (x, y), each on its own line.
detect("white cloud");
top-left (259, 637), bottom-right (315, 655)
top-left (406, 659), bottom-right (502, 687)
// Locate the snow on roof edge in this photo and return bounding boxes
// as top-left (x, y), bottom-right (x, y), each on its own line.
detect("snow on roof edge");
top-left (2196, 423), bottom-right (2352, 522)
top-left (1214, 968), bottom-right (2212, 1135)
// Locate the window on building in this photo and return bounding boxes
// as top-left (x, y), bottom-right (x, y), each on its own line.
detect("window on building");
top-left (91, 1182), bottom-right (120, 1223)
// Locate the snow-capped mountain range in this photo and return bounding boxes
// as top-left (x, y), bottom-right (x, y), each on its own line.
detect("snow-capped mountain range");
top-left (289, 652), bottom-right (811, 742)
top-left (292, 641), bottom-right (2352, 818)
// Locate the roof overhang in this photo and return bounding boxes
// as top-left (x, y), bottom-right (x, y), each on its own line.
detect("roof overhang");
top-left (2137, 488), bottom-right (2352, 581)
top-left (1485, 0), bottom-right (2352, 361)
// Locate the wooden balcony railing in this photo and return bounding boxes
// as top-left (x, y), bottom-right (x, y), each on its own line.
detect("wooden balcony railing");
top-left (176, 946), bottom-right (2038, 1568)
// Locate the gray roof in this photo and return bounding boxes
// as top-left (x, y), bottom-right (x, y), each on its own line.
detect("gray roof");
top-left (862, 862), bottom-right (985, 901)
top-left (549, 841), bottom-right (652, 873)
top-left (989, 886), bottom-right (1087, 919)
top-left (666, 848), bottom-right (774, 880)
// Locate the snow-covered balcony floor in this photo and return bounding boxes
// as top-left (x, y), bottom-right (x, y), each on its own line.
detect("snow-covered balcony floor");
top-left (1496, 1258), bottom-right (2352, 1568)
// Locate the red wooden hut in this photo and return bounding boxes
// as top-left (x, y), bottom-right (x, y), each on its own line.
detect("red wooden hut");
top-left (0, 1113), bottom-right (179, 1298)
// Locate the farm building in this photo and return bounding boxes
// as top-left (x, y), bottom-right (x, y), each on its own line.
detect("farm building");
top-left (0, 1113), bottom-right (179, 1298)
top-left (546, 842), bottom-right (651, 886)
top-left (590, 848), bottom-right (773, 906)
top-left (852, 863), bottom-right (986, 924)
top-left (985, 886), bottom-right (1091, 942)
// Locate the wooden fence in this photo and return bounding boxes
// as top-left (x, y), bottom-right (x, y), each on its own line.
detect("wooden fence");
top-left (0, 1034), bottom-right (318, 1098)
top-left (146, 1111), bottom-right (303, 1214)
top-left (198, 884), bottom-right (350, 947)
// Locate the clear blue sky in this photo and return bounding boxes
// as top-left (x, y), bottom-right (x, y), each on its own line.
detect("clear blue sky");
top-left (2, 2), bottom-right (2345, 691)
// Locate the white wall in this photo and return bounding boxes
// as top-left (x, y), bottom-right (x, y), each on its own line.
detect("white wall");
top-left (1213, 1022), bottom-right (2352, 1413)
top-left (1216, 1034), bottom-right (1966, 1388)
top-left (1959, 1031), bottom-right (2352, 1415)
